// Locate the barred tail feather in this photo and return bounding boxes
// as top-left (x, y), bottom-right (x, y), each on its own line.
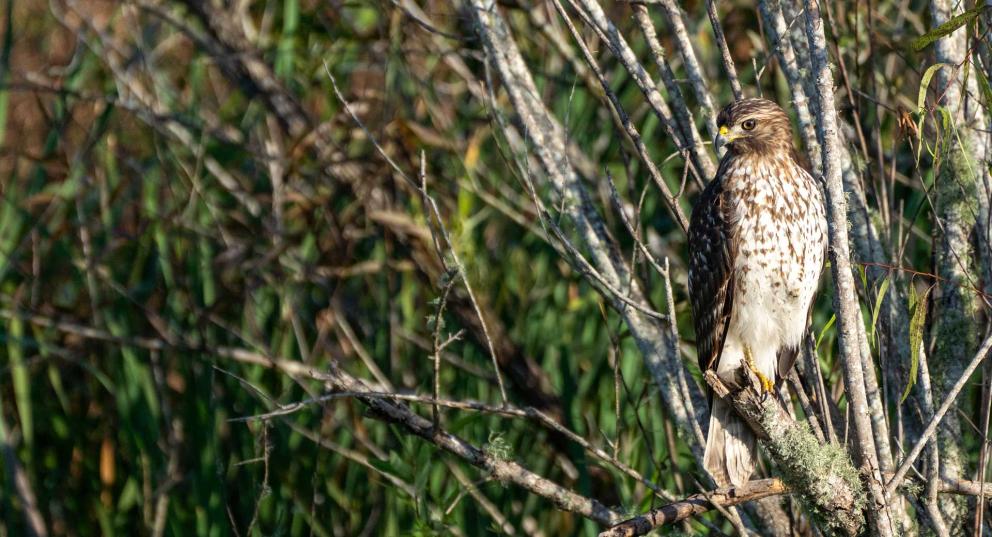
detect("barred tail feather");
top-left (703, 397), bottom-right (757, 487)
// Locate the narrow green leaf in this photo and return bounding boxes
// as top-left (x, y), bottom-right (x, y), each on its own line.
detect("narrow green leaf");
top-left (816, 313), bottom-right (837, 352)
top-left (0, 0), bottom-right (13, 149)
top-left (912, 6), bottom-right (985, 51)
top-left (869, 276), bottom-right (891, 346)
top-left (275, 0), bottom-right (299, 78)
top-left (918, 63), bottom-right (949, 113)
top-left (7, 316), bottom-right (33, 448)
top-left (975, 66), bottom-right (992, 114)
top-left (901, 284), bottom-right (933, 403)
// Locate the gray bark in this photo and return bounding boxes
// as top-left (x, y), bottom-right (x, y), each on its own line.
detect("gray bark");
top-left (803, 1), bottom-right (896, 534)
top-left (468, 0), bottom-right (708, 461)
top-left (929, 0), bottom-right (991, 530)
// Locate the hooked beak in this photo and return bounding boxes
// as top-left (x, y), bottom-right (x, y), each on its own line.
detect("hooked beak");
top-left (715, 125), bottom-right (735, 149)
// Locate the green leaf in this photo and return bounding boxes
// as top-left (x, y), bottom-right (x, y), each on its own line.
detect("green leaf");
top-left (917, 64), bottom-right (950, 162)
top-left (911, 6), bottom-right (986, 51)
top-left (975, 65), bottom-right (992, 114)
top-left (816, 314), bottom-right (837, 353)
top-left (7, 315), bottom-right (32, 448)
top-left (0, 0), bottom-right (12, 149)
top-left (917, 63), bottom-right (949, 113)
top-left (869, 276), bottom-right (891, 347)
top-left (901, 284), bottom-right (933, 403)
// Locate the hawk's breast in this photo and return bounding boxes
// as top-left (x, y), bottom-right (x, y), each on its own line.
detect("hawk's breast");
top-left (725, 154), bottom-right (827, 352)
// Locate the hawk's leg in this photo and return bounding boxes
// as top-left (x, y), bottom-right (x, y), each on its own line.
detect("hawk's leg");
top-left (743, 344), bottom-right (775, 393)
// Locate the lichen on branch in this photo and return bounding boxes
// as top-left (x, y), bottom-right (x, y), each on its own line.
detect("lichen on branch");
top-left (705, 372), bottom-right (865, 535)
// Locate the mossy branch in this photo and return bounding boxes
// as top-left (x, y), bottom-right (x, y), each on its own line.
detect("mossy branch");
top-left (704, 372), bottom-right (866, 535)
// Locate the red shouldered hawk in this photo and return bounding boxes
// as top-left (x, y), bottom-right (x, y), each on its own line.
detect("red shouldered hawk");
top-left (688, 98), bottom-right (827, 487)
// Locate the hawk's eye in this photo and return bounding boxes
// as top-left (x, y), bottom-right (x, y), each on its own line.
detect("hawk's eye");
top-left (741, 119), bottom-right (757, 131)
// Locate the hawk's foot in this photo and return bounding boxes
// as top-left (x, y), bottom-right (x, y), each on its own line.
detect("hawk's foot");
top-left (743, 344), bottom-right (775, 394)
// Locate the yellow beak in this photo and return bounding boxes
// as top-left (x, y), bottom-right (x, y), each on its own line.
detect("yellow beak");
top-left (716, 125), bottom-right (734, 147)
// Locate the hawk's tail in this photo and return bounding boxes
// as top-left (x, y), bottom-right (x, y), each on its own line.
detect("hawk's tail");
top-left (703, 397), bottom-right (756, 487)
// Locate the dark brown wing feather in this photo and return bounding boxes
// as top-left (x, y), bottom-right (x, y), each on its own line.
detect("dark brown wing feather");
top-left (688, 164), bottom-right (738, 377)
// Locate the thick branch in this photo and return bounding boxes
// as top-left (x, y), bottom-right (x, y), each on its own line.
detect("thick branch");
top-left (704, 372), bottom-right (865, 535)
top-left (802, 1), bottom-right (895, 533)
top-left (927, 0), bottom-right (992, 528)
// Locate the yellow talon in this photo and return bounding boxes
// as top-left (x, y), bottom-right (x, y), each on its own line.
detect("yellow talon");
top-left (744, 344), bottom-right (775, 394)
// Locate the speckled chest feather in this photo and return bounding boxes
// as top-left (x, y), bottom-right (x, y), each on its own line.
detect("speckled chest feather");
top-left (723, 153), bottom-right (827, 354)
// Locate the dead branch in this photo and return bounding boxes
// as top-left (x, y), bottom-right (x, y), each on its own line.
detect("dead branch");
top-left (703, 0), bottom-right (743, 101)
top-left (568, 0), bottom-right (715, 184)
top-left (0, 425), bottom-right (48, 537)
top-left (318, 363), bottom-right (623, 526)
top-left (887, 331), bottom-right (992, 496)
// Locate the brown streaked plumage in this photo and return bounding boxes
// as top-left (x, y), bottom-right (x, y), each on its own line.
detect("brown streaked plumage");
top-left (688, 98), bottom-right (827, 487)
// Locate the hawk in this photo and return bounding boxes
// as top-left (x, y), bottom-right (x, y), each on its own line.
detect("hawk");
top-left (688, 98), bottom-right (827, 487)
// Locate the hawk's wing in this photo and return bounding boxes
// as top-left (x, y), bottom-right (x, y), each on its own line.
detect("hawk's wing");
top-left (776, 165), bottom-right (826, 382)
top-left (688, 170), bottom-right (739, 376)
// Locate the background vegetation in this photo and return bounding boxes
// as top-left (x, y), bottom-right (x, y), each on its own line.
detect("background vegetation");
top-left (0, 0), bottom-right (990, 535)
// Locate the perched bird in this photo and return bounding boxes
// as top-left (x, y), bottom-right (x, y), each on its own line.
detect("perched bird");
top-left (688, 98), bottom-right (827, 487)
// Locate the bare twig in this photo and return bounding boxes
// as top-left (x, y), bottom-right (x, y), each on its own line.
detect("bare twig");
top-left (974, 360), bottom-right (992, 534)
top-left (567, 0), bottom-right (715, 183)
top-left (555, 0), bottom-right (692, 231)
top-left (757, 0), bottom-right (821, 172)
top-left (631, 5), bottom-right (718, 152)
top-left (307, 363), bottom-right (624, 525)
top-left (653, 0), bottom-right (719, 143)
top-left (0, 415), bottom-right (48, 537)
top-left (325, 69), bottom-right (510, 406)
top-left (445, 462), bottom-right (519, 536)
top-left (704, 0), bottom-right (743, 101)
top-left (468, 0), bottom-right (707, 458)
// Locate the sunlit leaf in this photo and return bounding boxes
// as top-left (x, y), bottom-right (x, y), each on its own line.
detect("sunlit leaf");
top-left (911, 6), bottom-right (986, 51)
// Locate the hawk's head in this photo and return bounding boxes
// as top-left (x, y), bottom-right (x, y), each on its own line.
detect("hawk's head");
top-left (715, 98), bottom-right (794, 157)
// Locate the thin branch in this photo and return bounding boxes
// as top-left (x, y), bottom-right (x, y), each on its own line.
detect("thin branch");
top-left (0, 417), bottom-right (48, 537)
top-left (556, 0), bottom-right (692, 232)
top-left (630, 4), bottom-right (718, 154)
top-left (297, 363), bottom-right (624, 525)
top-left (325, 69), bottom-right (509, 405)
top-left (705, 0), bottom-right (743, 100)
top-left (568, 0), bottom-right (716, 183)
top-left (468, 0), bottom-right (707, 459)
top-left (653, 0), bottom-right (719, 143)
top-left (598, 479), bottom-right (788, 537)
top-left (886, 330), bottom-right (992, 497)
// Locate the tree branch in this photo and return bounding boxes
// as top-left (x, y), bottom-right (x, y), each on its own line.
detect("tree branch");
top-left (598, 478), bottom-right (788, 537)
top-left (803, 1), bottom-right (896, 533)
top-left (468, 0), bottom-right (708, 458)
top-left (704, 372), bottom-right (865, 535)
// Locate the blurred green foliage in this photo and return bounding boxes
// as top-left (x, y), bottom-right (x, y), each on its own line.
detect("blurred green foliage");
top-left (0, 0), bottom-right (984, 536)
